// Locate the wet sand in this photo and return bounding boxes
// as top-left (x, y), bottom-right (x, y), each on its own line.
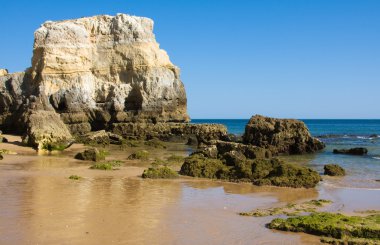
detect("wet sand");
top-left (0, 135), bottom-right (379, 245)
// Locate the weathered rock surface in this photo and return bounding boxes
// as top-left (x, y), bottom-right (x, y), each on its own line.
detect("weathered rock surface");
top-left (324, 164), bottom-right (346, 176)
top-left (75, 148), bottom-right (106, 162)
top-left (32, 14), bottom-right (189, 130)
top-left (0, 69), bottom-right (8, 76)
top-left (333, 148), bottom-right (368, 155)
top-left (180, 154), bottom-right (320, 188)
top-left (110, 122), bottom-right (227, 144)
top-left (243, 115), bottom-right (325, 155)
top-left (0, 14), bottom-right (199, 147)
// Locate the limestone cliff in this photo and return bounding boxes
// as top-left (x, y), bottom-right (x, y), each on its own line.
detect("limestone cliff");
top-left (0, 14), bottom-right (194, 148)
top-left (32, 14), bottom-right (189, 132)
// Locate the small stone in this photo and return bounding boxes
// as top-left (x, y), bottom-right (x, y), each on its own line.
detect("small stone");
top-left (324, 164), bottom-right (346, 176)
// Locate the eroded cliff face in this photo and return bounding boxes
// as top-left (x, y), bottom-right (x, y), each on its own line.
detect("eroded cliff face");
top-left (0, 14), bottom-right (189, 145)
top-left (0, 14), bottom-right (193, 148)
top-left (31, 14), bottom-right (189, 132)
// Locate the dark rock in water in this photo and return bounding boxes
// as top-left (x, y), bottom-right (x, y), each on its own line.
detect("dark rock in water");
top-left (243, 115), bottom-right (325, 155)
top-left (180, 154), bottom-right (320, 188)
top-left (324, 164), bottom-right (346, 176)
top-left (1, 137), bottom-right (8, 143)
top-left (75, 148), bottom-right (106, 162)
top-left (0, 153), bottom-right (3, 160)
top-left (333, 148), bottom-right (368, 155)
top-left (370, 134), bottom-right (378, 138)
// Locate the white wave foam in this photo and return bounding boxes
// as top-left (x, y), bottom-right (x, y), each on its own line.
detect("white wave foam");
top-left (373, 157), bottom-right (380, 160)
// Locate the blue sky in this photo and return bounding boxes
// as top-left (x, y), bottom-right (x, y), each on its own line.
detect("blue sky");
top-left (1, 0), bottom-right (379, 119)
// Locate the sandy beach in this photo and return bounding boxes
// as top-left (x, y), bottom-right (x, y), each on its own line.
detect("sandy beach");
top-left (1, 135), bottom-right (379, 245)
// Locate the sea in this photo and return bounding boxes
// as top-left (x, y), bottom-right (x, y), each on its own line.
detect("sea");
top-left (192, 119), bottom-right (380, 189)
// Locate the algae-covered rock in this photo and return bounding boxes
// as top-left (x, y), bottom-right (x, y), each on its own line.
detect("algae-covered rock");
top-left (324, 164), bottom-right (346, 176)
top-left (75, 148), bottom-right (107, 162)
top-left (180, 154), bottom-right (321, 188)
top-left (333, 148), bottom-right (368, 155)
top-left (128, 150), bottom-right (150, 160)
top-left (0, 153), bottom-right (3, 160)
top-left (251, 158), bottom-right (321, 188)
top-left (90, 160), bottom-right (122, 170)
top-left (268, 212), bottom-right (380, 243)
top-left (243, 115), bottom-right (325, 155)
top-left (239, 199), bottom-right (332, 217)
top-left (179, 154), bottom-right (230, 179)
top-left (144, 138), bottom-right (167, 148)
top-left (142, 166), bottom-right (178, 179)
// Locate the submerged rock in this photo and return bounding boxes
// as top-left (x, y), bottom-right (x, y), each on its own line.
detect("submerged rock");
top-left (324, 164), bottom-right (346, 176)
top-left (243, 115), bottom-right (325, 155)
top-left (333, 148), bottom-right (368, 155)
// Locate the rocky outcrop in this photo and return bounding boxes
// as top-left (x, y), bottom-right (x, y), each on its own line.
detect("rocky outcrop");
top-left (110, 122), bottom-right (227, 144)
top-left (32, 14), bottom-right (188, 131)
top-left (333, 148), bottom-right (368, 155)
top-left (243, 115), bottom-right (325, 155)
top-left (0, 14), bottom-right (197, 147)
top-left (180, 154), bottom-right (321, 188)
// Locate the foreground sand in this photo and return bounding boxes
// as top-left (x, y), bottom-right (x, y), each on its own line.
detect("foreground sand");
top-left (0, 135), bottom-right (379, 245)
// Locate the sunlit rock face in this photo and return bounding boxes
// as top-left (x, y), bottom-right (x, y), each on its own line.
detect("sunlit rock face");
top-left (0, 14), bottom-right (189, 137)
top-left (0, 14), bottom-right (191, 147)
top-left (31, 14), bottom-right (189, 133)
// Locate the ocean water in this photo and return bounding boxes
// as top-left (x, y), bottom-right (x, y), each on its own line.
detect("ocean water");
top-left (192, 119), bottom-right (380, 189)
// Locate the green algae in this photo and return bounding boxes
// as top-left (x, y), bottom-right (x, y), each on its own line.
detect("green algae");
top-left (144, 138), bottom-right (167, 149)
top-left (179, 154), bottom-right (230, 179)
top-left (142, 166), bottom-right (178, 179)
top-left (180, 154), bottom-right (320, 188)
top-left (268, 212), bottom-right (380, 243)
top-left (127, 150), bottom-right (150, 160)
top-left (68, 175), bottom-right (82, 180)
top-left (239, 199), bottom-right (332, 217)
top-left (166, 154), bottom-right (185, 164)
top-left (90, 160), bottom-right (122, 170)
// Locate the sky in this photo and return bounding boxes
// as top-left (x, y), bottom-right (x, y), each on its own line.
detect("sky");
top-left (1, 0), bottom-right (379, 119)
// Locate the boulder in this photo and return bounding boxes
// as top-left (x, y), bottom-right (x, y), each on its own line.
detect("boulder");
top-left (21, 109), bottom-right (73, 150)
top-left (324, 164), bottom-right (346, 176)
top-left (75, 148), bottom-right (106, 162)
top-left (333, 148), bottom-right (368, 155)
top-left (243, 115), bottom-right (325, 155)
